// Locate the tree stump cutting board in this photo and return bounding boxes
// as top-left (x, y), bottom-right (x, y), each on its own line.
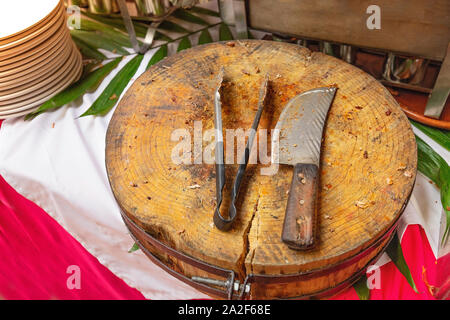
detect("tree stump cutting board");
top-left (106, 40), bottom-right (417, 299)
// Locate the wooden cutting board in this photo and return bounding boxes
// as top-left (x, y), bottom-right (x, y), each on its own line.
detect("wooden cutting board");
top-left (106, 40), bottom-right (417, 299)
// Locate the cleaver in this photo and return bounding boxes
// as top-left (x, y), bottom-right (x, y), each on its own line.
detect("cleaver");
top-left (272, 87), bottom-right (337, 250)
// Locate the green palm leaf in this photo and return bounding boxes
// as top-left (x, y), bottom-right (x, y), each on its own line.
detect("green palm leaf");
top-left (80, 54), bottom-right (145, 117)
top-left (146, 45), bottom-right (168, 70)
top-left (219, 23), bottom-right (234, 41)
top-left (386, 232), bottom-right (418, 293)
top-left (411, 120), bottom-right (450, 151)
top-left (172, 9), bottom-right (209, 25)
top-left (83, 12), bottom-right (172, 42)
top-left (71, 36), bottom-right (106, 60)
top-left (177, 36), bottom-right (192, 52)
top-left (128, 243), bottom-right (140, 253)
top-left (190, 6), bottom-right (220, 17)
top-left (353, 275), bottom-right (370, 300)
top-left (158, 20), bottom-right (190, 34)
top-left (78, 17), bottom-right (134, 48)
top-left (416, 135), bottom-right (450, 243)
top-left (25, 57), bottom-right (123, 120)
top-left (71, 30), bottom-right (129, 55)
top-left (198, 29), bottom-right (213, 45)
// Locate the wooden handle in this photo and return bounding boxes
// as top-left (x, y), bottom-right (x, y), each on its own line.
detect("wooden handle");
top-left (282, 163), bottom-right (319, 250)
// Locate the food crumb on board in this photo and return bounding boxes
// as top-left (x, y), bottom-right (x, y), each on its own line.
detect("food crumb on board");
top-left (187, 184), bottom-right (201, 189)
top-left (355, 200), bottom-right (370, 209)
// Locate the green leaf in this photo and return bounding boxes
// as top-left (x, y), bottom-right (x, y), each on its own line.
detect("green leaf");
top-left (83, 12), bottom-right (140, 33)
top-left (128, 243), bottom-right (140, 253)
top-left (158, 20), bottom-right (190, 34)
top-left (78, 17), bottom-right (134, 48)
top-left (81, 60), bottom-right (104, 78)
top-left (190, 6), bottom-right (220, 17)
top-left (172, 9), bottom-right (209, 26)
top-left (83, 12), bottom-right (172, 42)
top-left (71, 30), bottom-right (129, 56)
top-left (416, 135), bottom-right (448, 186)
top-left (25, 57), bottom-right (123, 120)
top-left (386, 232), bottom-right (418, 293)
top-left (146, 45), bottom-right (168, 70)
top-left (353, 275), bottom-right (370, 300)
top-left (411, 120), bottom-right (450, 151)
top-left (416, 135), bottom-right (450, 244)
top-left (80, 54), bottom-right (145, 117)
top-left (198, 29), bottom-right (213, 45)
top-left (71, 36), bottom-right (106, 60)
top-left (154, 31), bottom-right (173, 42)
top-left (177, 36), bottom-right (191, 52)
top-left (219, 23), bottom-right (234, 41)
top-left (442, 172), bottom-right (450, 244)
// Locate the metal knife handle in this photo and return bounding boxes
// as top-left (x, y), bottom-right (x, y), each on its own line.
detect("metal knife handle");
top-left (282, 163), bottom-right (319, 250)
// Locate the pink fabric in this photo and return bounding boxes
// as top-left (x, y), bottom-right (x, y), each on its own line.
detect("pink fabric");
top-left (333, 225), bottom-right (449, 300)
top-left (0, 172), bottom-right (145, 299)
top-left (0, 118), bottom-right (447, 300)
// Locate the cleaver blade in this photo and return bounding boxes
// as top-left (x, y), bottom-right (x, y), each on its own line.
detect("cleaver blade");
top-left (272, 87), bottom-right (337, 250)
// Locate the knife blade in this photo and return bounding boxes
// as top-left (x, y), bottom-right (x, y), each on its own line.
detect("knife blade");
top-left (272, 87), bottom-right (337, 250)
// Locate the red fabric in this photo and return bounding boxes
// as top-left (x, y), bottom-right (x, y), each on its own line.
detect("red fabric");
top-left (0, 173), bottom-right (145, 299)
top-left (0, 119), bottom-right (448, 300)
top-left (332, 225), bottom-right (449, 300)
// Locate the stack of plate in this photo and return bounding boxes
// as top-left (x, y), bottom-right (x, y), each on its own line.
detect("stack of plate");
top-left (0, 0), bottom-right (83, 119)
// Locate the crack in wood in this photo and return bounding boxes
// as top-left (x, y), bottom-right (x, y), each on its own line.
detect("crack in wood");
top-left (237, 193), bottom-right (260, 281)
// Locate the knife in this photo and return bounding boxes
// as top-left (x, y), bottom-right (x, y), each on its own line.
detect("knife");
top-left (272, 87), bottom-right (337, 250)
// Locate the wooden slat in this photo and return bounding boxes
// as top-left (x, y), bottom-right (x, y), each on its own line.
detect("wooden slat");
top-left (247, 0), bottom-right (450, 61)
